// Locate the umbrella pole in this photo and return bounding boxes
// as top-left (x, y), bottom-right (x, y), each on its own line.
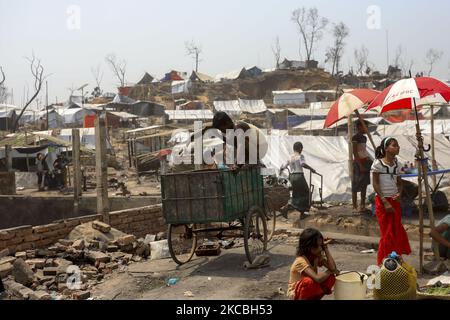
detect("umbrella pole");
top-left (354, 109), bottom-right (376, 150)
top-left (412, 98), bottom-right (440, 260)
top-left (416, 157), bottom-right (424, 274)
top-left (431, 105), bottom-right (437, 189)
top-left (348, 114), bottom-right (353, 182)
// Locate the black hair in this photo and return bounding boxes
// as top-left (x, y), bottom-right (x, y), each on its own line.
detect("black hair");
top-left (375, 137), bottom-right (397, 159)
top-left (212, 111), bottom-right (234, 131)
top-left (296, 228), bottom-right (323, 257)
top-left (293, 141), bottom-right (303, 153)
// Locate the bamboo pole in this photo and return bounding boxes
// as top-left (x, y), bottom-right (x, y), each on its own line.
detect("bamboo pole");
top-left (416, 157), bottom-right (424, 274)
top-left (348, 114), bottom-right (354, 182)
top-left (354, 109), bottom-right (376, 150)
top-left (430, 105), bottom-right (437, 189)
top-left (412, 99), bottom-right (440, 260)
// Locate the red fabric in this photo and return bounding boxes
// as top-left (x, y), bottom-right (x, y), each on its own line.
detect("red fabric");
top-left (293, 274), bottom-right (336, 300)
top-left (84, 115), bottom-right (97, 128)
top-left (367, 77), bottom-right (450, 112)
top-left (324, 89), bottom-right (380, 128)
top-left (375, 196), bottom-right (412, 265)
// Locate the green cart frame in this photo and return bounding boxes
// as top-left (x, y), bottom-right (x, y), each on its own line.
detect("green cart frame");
top-left (161, 166), bottom-right (269, 265)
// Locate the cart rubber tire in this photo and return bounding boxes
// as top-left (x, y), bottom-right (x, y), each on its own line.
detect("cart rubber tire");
top-left (264, 196), bottom-right (276, 241)
top-left (168, 224), bottom-right (197, 265)
top-left (244, 206), bottom-right (268, 264)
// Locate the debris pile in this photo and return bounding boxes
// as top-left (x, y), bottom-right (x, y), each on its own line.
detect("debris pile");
top-left (0, 221), bottom-right (166, 300)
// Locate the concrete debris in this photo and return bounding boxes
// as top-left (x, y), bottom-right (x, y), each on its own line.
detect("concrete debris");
top-left (0, 223), bottom-right (158, 300)
top-left (13, 259), bottom-right (35, 286)
top-left (92, 221), bottom-right (112, 234)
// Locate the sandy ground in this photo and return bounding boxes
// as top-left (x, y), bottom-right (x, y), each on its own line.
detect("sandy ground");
top-left (90, 217), bottom-right (435, 300)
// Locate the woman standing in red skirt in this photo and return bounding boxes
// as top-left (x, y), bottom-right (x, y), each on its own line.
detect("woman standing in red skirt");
top-left (371, 137), bottom-right (411, 265)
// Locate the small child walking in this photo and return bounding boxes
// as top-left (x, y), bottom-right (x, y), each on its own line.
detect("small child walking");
top-left (287, 228), bottom-right (338, 300)
top-left (371, 137), bottom-right (411, 265)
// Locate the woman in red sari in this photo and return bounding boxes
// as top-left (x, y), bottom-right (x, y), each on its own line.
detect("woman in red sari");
top-left (287, 228), bottom-right (338, 300)
top-left (371, 137), bottom-right (412, 265)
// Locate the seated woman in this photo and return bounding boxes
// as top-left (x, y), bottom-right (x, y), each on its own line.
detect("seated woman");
top-left (287, 228), bottom-right (338, 300)
top-left (429, 214), bottom-right (450, 259)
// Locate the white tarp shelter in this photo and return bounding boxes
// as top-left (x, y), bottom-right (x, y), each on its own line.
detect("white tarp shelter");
top-left (238, 99), bottom-right (267, 114)
top-left (213, 100), bottom-right (241, 116)
top-left (261, 133), bottom-right (450, 202)
top-left (171, 80), bottom-right (192, 94)
top-left (273, 89), bottom-right (305, 106)
top-left (165, 110), bottom-right (214, 121)
top-left (59, 108), bottom-right (95, 126)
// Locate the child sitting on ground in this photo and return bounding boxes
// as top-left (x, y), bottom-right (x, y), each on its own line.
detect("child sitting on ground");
top-left (287, 228), bottom-right (339, 300)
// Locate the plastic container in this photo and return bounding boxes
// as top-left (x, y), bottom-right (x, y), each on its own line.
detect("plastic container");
top-left (334, 271), bottom-right (368, 300)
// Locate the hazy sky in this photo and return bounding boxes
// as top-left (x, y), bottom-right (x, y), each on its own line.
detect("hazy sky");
top-left (1, 0), bottom-right (449, 107)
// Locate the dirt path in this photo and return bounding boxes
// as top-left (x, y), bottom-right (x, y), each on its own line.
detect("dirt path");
top-left (91, 219), bottom-right (433, 300)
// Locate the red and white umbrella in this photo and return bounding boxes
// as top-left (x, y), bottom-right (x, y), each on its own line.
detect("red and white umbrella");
top-left (367, 77), bottom-right (450, 113)
top-left (323, 89), bottom-right (380, 128)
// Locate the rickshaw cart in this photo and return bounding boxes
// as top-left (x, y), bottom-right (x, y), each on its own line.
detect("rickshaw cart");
top-left (161, 166), bottom-right (268, 265)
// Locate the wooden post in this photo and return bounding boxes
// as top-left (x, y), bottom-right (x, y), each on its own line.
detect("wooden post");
top-left (95, 118), bottom-right (110, 224)
top-left (430, 105), bottom-right (437, 189)
top-left (416, 158), bottom-right (424, 274)
top-left (5, 145), bottom-right (12, 172)
top-left (72, 129), bottom-right (82, 215)
top-left (354, 109), bottom-right (376, 150)
top-left (415, 123), bottom-right (440, 259)
top-left (348, 114), bottom-right (354, 182)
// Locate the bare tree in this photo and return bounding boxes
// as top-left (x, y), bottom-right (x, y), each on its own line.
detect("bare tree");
top-left (291, 7), bottom-right (328, 61)
top-left (0, 66), bottom-right (8, 104)
top-left (393, 45), bottom-right (404, 69)
top-left (271, 36), bottom-right (282, 69)
top-left (425, 49), bottom-right (443, 76)
top-left (105, 53), bottom-right (127, 87)
top-left (324, 22), bottom-right (349, 77)
top-left (354, 45), bottom-right (369, 76)
top-left (12, 53), bottom-right (48, 132)
top-left (91, 64), bottom-right (104, 98)
top-left (185, 40), bottom-right (202, 72)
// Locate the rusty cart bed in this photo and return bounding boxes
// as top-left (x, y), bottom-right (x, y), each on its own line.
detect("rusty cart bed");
top-left (161, 166), bottom-right (268, 265)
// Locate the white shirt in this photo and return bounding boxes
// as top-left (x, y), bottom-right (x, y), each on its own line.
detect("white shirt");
top-left (371, 158), bottom-right (403, 197)
top-left (283, 152), bottom-right (305, 174)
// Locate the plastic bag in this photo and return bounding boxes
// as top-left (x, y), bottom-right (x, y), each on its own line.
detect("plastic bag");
top-left (150, 240), bottom-right (170, 260)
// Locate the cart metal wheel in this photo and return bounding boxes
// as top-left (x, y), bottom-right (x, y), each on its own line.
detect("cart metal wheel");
top-left (244, 206), bottom-right (268, 264)
top-left (264, 196), bottom-right (276, 241)
top-left (168, 224), bottom-right (197, 265)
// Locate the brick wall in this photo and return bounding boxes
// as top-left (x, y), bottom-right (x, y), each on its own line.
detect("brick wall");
top-left (0, 204), bottom-right (164, 254)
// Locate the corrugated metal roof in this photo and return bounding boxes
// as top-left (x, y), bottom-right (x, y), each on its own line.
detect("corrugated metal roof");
top-left (108, 111), bottom-right (138, 119)
top-left (272, 89), bottom-right (304, 95)
top-left (165, 109), bottom-right (214, 120)
top-left (287, 108), bottom-right (330, 117)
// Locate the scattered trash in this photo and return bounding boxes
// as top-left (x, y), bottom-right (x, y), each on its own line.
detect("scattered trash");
top-left (243, 254), bottom-right (271, 270)
top-left (426, 271), bottom-right (450, 286)
top-left (195, 244), bottom-right (221, 256)
top-left (360, 249), bottom-right (376, 254)
top-left (278, 287), bottom-right (285, 295)
top-left (219, 240), bottom-right (235, 249)
top-left (150, 240), bottom-right (170, 260)
top-left (184, 290), bottom-right (194, 297)
top-left (207, 277), bottom-right (212, 281)
top-left (16, 187), bottom-right (25, 191)
top-left (167, 278), bottom-right (180, 286)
